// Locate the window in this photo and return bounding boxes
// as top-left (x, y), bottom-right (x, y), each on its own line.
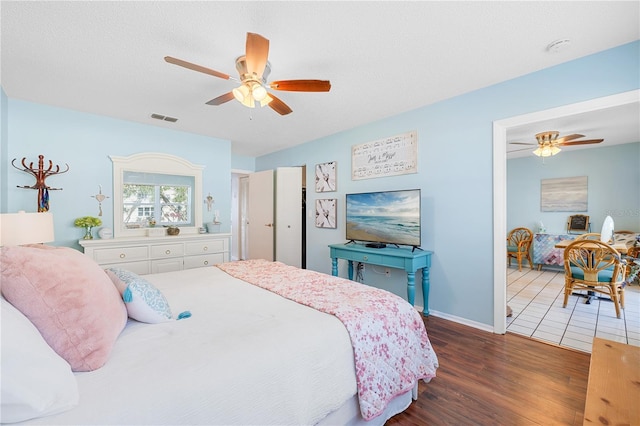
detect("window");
top-left (111, 153), bottom-right (203, 238)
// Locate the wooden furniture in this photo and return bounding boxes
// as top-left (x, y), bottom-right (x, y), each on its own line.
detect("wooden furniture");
top-left (583, 338), bottom-right (640, 425)
top-left (329, 243), bottom-right (433, 315)
top-left (554, 233), bottom-right (638, 255)
top-left (80, 233), bottom-right (231, 275)
top-left (567, 214), bottom-right (590, 233)
top-left (506, 227), bottom-right (533, 271)
top-left (562, 239), bottom-right (626, 318)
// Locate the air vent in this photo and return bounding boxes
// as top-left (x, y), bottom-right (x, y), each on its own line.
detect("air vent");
top-left (150, 113), bottom-right (178, 122)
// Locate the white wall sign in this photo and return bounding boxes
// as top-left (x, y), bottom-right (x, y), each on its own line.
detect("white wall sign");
top-left (351, 131), bottom-right (418, 180)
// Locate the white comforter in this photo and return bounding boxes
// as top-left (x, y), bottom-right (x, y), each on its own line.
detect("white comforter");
top-left (26, 266), bottom-right (357, 425)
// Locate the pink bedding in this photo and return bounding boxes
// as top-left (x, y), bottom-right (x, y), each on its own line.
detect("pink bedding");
top-left (217, 259), bottom-right (439, 421)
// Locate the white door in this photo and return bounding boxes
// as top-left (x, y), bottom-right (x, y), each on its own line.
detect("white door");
top-left (247, 170), bottom-right (275, 260)
top-left (238, 175), bottom-right (249, 260)
top-left (275, 167), bottom-right (302, 267)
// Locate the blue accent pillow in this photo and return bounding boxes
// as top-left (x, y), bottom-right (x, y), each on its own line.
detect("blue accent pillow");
top-left (105, 268), bottom-right (190, 323)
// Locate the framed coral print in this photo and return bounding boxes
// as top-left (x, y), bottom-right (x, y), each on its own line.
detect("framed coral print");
top-left (315, 161), bottom-right (337, 192)
top-left (315, 199), bottom-right (337, 228)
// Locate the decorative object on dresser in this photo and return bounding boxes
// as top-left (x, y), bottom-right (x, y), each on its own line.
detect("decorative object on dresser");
top-left (74, 216), bottom-right (102, 240)
top-left (79, 233), bottom-right (231, 275)
top-left (11, 155), bottom-right (69, 212)
top-left (166, 226), bottom-right (180, 236)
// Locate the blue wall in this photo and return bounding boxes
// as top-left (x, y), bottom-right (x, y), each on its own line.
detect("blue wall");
top-left (508, 143), bottom-right (640, 234)
top-left (256, 41), bottom-right (640, 327)
top-left (1, 88), bottom-right (8, 213)
top-left (2, 100), bottom-right (232, 249)
top-left (2, 41), bottom-right (638, 328)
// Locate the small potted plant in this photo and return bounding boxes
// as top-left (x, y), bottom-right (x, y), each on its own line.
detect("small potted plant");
top-left (74, 216), bottom-right (102, 240)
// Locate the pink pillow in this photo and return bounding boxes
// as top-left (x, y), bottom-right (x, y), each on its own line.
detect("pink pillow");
top-left (0, 245), bottom-right (127, 371)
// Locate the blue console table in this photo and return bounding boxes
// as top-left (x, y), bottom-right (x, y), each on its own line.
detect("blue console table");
top-left (328, 243), bottom-right (434, 315)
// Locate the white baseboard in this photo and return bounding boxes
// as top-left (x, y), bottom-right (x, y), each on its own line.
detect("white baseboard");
top-left (426, 309), bottom-right (496, 334)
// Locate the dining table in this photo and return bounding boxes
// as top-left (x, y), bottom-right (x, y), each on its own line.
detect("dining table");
top-left (553, 232), bottom-right (638, 254)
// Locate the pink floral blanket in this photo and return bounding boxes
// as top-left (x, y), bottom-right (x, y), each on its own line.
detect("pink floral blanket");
top-left (216, 259), bottom-right (439, 421)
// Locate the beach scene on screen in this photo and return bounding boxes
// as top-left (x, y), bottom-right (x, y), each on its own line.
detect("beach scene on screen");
top-left (346, 190), bottom-right (420, 246)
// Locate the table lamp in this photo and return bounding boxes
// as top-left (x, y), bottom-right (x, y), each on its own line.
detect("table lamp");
top-left (0, 211), bottom-right (55, 246)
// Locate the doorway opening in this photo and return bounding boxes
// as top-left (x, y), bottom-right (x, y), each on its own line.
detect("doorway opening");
top-left (493, 89), bottom-right (639, 334)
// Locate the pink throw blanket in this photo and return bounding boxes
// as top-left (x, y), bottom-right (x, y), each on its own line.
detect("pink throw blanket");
top-left (216, 259), bottom-right (439, 421)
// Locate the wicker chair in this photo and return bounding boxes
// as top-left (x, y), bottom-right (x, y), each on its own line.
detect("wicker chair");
top-left (625, 246), bottom-right (640, 285)
top-left (507, 227), bottom-right (533, 271)
top-left (563, 239), bottom-right (626, 318)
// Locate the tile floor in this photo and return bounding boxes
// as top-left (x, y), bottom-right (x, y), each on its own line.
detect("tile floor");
top-left (506, 266), bottom-right (640, 353)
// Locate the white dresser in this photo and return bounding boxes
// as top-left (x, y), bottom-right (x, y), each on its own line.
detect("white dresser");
top-left (79, 233), bottom-right (231, 275)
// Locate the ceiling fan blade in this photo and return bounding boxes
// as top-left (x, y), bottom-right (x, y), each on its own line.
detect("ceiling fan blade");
top-left (555, 133), bottom-right (584, 144)
top-left (559, 139), bottom-right (604, 146)
top-left (509, 142), bottom-right (536, 146)
top-left (269, 80), bottom-right (331, 92)
top-left (165, 56), bottom-right (230, 80)
top-left (245, 33), bottom-right (269, 79)
top-left (509, 147), bottom-right (536, 153)
top-left (267, 93), bottom-right (293, 115)
top-left (205, 92), bottom-right (235, 106)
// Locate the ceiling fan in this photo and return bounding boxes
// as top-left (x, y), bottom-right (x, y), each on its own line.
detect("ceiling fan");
top-left (510, 131), bottom-right (604, 157)
top-left (165, 32), bottom-right (331, 116)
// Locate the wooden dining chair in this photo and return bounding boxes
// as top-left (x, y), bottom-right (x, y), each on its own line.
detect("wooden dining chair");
top-left (624, 246), bottom-right (640, 285)
top-left (563, 239), bottom-right (626, 318)
top-left (507, 227), bottom-right (534, 271)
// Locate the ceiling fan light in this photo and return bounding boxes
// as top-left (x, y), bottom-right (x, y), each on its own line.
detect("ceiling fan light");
top-left (252, 83), bottom-right (267, 101)
top-left (533, 145), bottom-right (561, 157)
top-left (259, 94), bottom-right (273, 107)
top-left (232, 85), bottom-right (250, 102)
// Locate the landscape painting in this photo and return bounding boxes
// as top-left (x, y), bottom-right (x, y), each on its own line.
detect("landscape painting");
top-left (540, 176), bottom-right (588, 212)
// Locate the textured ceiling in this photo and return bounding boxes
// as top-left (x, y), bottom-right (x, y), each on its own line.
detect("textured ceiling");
top-left (1, 1), bottom-right (639, 157)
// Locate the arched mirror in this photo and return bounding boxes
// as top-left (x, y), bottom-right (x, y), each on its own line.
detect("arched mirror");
top-left (111, 153), bottom-right (203, 238)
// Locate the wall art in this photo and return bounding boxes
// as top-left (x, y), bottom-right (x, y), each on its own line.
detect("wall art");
top-left (315, 199), bottom-right (337, 228)
top-left (540, 176), bottom-right (588, 212)
top-left (351, 130), bottom-right (417, 180)
top-left (315, 161), bottom-right (337, 192)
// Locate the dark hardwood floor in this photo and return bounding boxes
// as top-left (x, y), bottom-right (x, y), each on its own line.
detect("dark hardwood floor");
top-left (387, 316), bottom-right (591, 425)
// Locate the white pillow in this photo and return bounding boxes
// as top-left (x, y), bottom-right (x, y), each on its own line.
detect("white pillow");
top-left (1, 297), bottom-right (79, 423)
top-left (106, 268), bottom-right (191, 323)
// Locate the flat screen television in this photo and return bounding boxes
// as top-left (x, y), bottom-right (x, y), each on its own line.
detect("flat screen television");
top-left (345, 189), bottom-right (421, 248)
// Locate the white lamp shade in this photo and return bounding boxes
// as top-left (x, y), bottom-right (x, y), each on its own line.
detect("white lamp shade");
top-left (0, 211), bottom-right (55, 246)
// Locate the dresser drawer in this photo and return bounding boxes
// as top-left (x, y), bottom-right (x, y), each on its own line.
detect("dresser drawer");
top-left (93, 246), bottom-right (148, 264)
top-left (183, 253), bottom-right (225, 269)
top-left (185, 239), bottom-right (225, 255)
top-left (110, 260), bottom-right (149, 275)
top-left (151, 258), bottom-right (183, 274)
top-left (150, 243), bottom-right (184, 259)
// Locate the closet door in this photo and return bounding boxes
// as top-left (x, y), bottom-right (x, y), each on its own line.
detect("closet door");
top-left (247, 170), bottom-right (275, 261)
top-left (275, 167), bottom-right (302, 268)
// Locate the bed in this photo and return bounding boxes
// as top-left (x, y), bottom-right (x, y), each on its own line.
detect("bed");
top-left (1, 245), bottom-right (438, 425)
